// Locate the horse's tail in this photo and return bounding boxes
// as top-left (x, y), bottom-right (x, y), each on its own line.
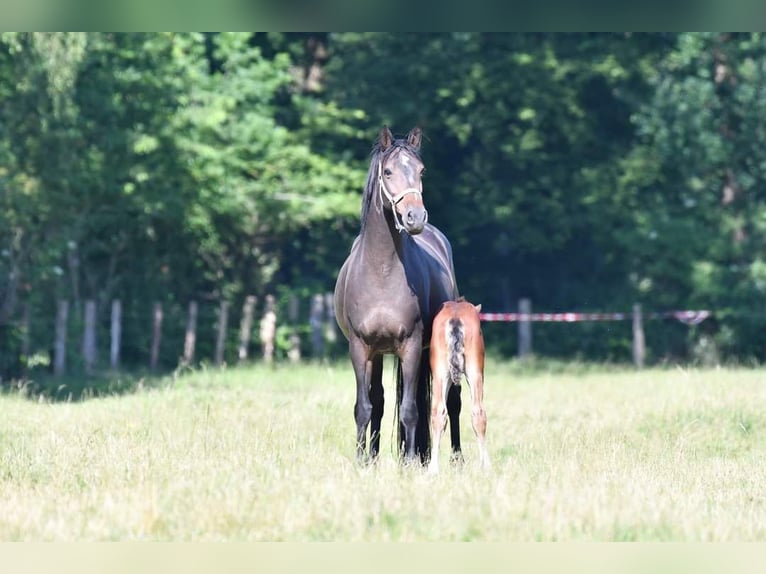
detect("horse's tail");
top-left (394, 353), bottom-right (432, 464)
top-left (447, 317), bottom-right (465, 385)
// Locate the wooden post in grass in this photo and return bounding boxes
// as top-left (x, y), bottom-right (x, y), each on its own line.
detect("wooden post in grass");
top-left (82, 299), bottom-right (97, 375)
top-left (214, 300), bottom-right (229, 366)
top-left (287, 294), bottom-right (301, 363)
top-left (633, 303), bottom-right (645, 368)
top-left (260, 294), bottom-right (276, 363)
top-left (54, 300), bottom-right (69, 376)
top-left (324, 292), bottom-right (337, 349)
top-left (237, 295), bottom-right (256, 362)
top-left (518, 298), bottom-right (532, 359)
top-left (310, 293), bottom-right (324, 359)
top-left (182, 301), bottom-right (198, 366)
top-left (110, 299), bottom-right (121, 370)
top-left (20, 302), bottom-right (30, 376)
top-left (150, 302), bottom-right (163, 372)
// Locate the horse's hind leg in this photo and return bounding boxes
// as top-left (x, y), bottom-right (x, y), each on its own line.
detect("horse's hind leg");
top-left (369, 356), bottom-right (384, 460)
top-left (349, 338), bottom-right (373, 464)
top-left (447, 384), bottom-right (463, 464)
top-left (465, 362), bottom-right (490, 470)
top-left (416, 350), bottom-right (432, 465)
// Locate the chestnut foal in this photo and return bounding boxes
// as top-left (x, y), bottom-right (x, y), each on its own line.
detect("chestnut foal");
top-left (428, 299), bottom-right (490, 473)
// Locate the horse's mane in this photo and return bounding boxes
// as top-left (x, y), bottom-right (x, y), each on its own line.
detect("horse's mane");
top-left (360, 135), bottom-right (422, 232)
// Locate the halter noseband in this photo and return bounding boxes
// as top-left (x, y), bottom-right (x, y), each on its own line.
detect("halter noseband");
top-left (378, 159), bottom-right (427, 232)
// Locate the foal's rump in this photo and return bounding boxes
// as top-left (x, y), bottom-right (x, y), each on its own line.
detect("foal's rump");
top-left (430, 299), bottom-right (484, 381)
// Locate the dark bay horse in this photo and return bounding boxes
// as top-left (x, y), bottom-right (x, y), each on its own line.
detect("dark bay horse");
top-left (334, 126), bottom-right (461, 464)
top-left (428, 299), bottom-right (490, 474)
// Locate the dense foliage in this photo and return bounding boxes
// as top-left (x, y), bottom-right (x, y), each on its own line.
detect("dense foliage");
top-left (2, 32), bottom-right (765, 377)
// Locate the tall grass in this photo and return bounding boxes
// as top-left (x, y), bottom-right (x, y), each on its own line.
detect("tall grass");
top-left (1, 361), bottom-right (765, 540)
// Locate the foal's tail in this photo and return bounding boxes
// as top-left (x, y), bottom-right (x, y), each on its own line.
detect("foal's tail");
top-left (394, 353), bottom-right (432, 464)
top-left (447, 318), bottom-right (465, 386)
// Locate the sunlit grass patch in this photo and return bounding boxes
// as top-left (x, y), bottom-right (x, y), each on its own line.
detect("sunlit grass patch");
top-left (1, 362), bottom-right (765, 540)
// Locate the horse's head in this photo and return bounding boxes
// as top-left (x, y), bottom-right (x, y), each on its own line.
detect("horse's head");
top-left (377, 126), bottom-right (428, 235)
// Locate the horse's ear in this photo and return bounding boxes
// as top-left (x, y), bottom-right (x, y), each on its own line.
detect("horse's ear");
top-left (379, 125), bottom-right (394, 151)
top-left (407, 126), bottom-right (422, 149)
top-left (474, 303), bottom-right (482, 313)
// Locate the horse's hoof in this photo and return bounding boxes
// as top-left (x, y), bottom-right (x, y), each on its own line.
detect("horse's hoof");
top-left (450, 452), bottom-right (465, 466)
top-left (400, 454), bottom-right (420, 469)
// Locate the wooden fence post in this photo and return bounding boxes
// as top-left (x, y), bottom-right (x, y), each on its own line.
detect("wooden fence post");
top-left (110, 299), bottom-right (121, 370)
top-left (182, 301), bottom-right (198, 366)
top-left (310, 293), bottom-right (325, 359)
top-left (518, 298), bottom-right (532, 359)
top-left (150, 302), bottom-right (163, 372)
top-left (20, 302), bottom-right (30, 376)
top-left (633, 303), bottom-right (645, 368)
top-left (215, 300), bottom-right (229, 366)
top-left (238, 295), bottom-right (256, 362)
top-left (324, 292), bottom-right (337, 348)
top-left (287, 294), bottom-right (301, 363)
top-left (260, 294), bottom-right (276, 363)
top-left (54, 300), bottom-right (69, 376)
top-left (82, 299), bottom-right (97, 375)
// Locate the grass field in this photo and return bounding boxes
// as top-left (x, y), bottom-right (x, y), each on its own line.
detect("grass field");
top-left (1, 360), bottom-right (765, 541)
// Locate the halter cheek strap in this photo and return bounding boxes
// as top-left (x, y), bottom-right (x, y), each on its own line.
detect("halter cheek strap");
top-left (378, 161), bottom-right (428, 232)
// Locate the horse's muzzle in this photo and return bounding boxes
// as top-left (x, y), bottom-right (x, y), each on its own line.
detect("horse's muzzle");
top-left (403, 206), bottom-right (428, 235)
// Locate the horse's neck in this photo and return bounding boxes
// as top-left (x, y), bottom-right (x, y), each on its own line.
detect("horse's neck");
top-left (359, 194), bottom-right (405, 270)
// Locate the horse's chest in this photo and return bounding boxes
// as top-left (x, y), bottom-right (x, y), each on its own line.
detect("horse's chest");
top-left (350, 296), bottom-right (423, 350)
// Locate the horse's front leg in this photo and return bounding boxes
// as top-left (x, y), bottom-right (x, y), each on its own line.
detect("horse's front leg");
top-left (349, 336), bottom-right (373, 464)
top-left (369, 356), bottom-right (384, 460)
top-left (398, 337), bottom-right (423, 464)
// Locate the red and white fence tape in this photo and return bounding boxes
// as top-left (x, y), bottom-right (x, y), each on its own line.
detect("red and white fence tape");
top-left (479, 310), bottom-right (711, 326)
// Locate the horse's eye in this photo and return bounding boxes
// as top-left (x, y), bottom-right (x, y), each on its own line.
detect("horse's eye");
top-left (420, 168), bottom-right (426, 178)
top-left (384, 169), bottom-right (392, 177)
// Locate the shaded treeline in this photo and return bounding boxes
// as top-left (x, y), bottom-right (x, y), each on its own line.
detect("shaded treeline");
top-left (2, 32), bottom-right (765, 377)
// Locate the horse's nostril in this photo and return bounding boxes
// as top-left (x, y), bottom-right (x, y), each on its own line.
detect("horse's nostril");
top-left (406, 211), bottom-right (415, 224)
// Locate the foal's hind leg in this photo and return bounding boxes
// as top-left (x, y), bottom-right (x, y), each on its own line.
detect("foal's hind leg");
top-left (465, 363), bottom-right (490, 470)
top-left (427, 367), bottom-right (449, 475)
top-left (369, 356), bottom-right (384, 460)
top-left (447, 384), bottom-right (463, 464)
